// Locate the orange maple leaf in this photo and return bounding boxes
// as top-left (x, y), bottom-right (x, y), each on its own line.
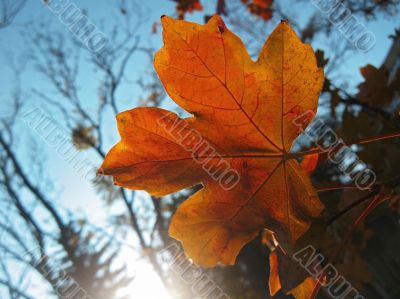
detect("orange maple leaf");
top-left (100, 15), bottom-right (324, 267)
top-left (287, 277), bottom-right (318, 299)
top-left (301, 153), bottom-right (319, 175)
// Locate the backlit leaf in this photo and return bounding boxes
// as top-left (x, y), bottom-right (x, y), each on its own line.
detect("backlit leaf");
top-left (100, 16), bottom-right (324, 269)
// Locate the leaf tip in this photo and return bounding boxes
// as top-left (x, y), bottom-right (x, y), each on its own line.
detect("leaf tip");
top-left (207, 14), bottom-right (226, 33)
top-left (160, 14), bottom-right (172, 25)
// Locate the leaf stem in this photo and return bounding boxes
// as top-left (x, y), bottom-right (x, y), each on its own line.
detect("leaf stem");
top-left (316, 185), bottom-right (366, 193)
top-left (326, 174), bottom-right (400, 226)
top-left (311, 192), bottom-right (388, 299)
top-left (292, 131), bottom-right (400, 158)
top-left (325, 188), bottom-right (379, 227)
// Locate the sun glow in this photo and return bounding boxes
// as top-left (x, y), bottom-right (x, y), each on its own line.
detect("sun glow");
top-left (128, 262), bottom-right (172, 299)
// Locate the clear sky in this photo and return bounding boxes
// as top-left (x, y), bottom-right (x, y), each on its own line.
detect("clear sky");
top-left (0, 1), bottom-right (399, 298)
